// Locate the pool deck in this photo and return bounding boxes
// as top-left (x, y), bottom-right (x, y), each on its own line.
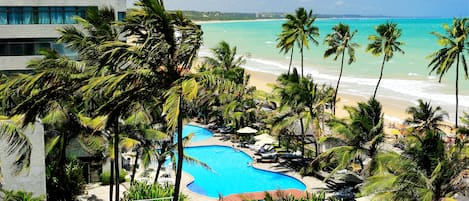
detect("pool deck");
top-left (180, 123), bottom-right (331, 201)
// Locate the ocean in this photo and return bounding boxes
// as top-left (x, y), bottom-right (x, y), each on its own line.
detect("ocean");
top-left (197, 18), bottom-right (469, 123)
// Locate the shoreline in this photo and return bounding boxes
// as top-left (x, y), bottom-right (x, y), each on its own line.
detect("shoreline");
top-left (194, 18), bottom-right (283, 24)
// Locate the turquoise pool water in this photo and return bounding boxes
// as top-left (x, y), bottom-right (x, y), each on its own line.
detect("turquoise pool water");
top-left (183, 145), bottom-right (306, 198)
top-left (180, 124), bottom-right (213, 142)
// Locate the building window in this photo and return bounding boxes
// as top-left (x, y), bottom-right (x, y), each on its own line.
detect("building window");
top-left (0, 7), bottom-right (7, 24)
top-left (0, 6), bottom-right (96, 25)
top-left (118, 12), bottom-right (126, 21)
top-left (0, 38), bottom-right (76, 57)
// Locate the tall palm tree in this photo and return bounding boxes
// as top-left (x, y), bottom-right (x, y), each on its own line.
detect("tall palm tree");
top-left (79, 1), bottom-right (203, 200)
top-left (366, 22), bottom-right (404, 99)
top-left (324, 23), bottom-right (358, 114)
top-left (274, 69), bottom-right (333, 158)
top-left (277, 27), bottom-right (295, 75)
top-left (203, 41), bottom-right (246, 71)
top-left (163, 77), bottom-right (199, 201)
top-left (428, 18), bottom-right (468, 128)
top-left (280, 7), bottom-right (320, 77)
top-left (404, 99), bottom-right (448, 134)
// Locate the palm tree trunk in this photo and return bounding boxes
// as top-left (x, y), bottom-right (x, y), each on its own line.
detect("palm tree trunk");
top-left (130, 149), bottom-right (139, 184)
top-left (114, 123), bottom-right (120, 201)
top-left (333, 51), bottom-right (346, 115)
top-left (109, 159), bottom-right (114, 201)
top-left (455, 55), bottom-right (459, 128)
top-left (300, 42), bottom-right (304, 78)
top-left (307, 106), bottom-right (320, 158)
top-left (153, 159), bottom-right (164, 184)
top-left (173, 95), bottom-right (184, 201)
top-left (287, 46), bottom-right (294, 76)
top-left (373, 55), bottom-right (386, 99)
top-left (299, 117), bottom-right (305, 158)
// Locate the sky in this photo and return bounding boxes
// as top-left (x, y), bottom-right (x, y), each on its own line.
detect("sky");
top-left (128, 0), bottom-right (469, 18)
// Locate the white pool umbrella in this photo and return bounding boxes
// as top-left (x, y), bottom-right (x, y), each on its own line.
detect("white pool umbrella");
top-left (254, 133), bottom-right (277, 144)
top-left (236, 126), bottom-right (258, 134)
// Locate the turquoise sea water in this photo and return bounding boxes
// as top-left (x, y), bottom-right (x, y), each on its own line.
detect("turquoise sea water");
top-left (199, 18), bottom-right (469, 122)
top-left (183, 145), bottom-right (306, 198)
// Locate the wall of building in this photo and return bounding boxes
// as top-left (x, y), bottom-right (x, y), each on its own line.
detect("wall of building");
top-left (0, 121), bottom-right (46, 197)
top-left (0, 0), bottom-right (126, 10)
top-left (0, 0), bottom-right (127, 70)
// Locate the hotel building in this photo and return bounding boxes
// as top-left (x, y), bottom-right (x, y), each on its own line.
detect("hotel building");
top-left (0, 0), bottom-right (127, 72)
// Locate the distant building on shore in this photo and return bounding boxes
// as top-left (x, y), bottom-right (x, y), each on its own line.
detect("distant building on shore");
top-left (0, 0), bottom-right (127, 73)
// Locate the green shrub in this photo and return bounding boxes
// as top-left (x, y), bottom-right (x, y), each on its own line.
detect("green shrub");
top-left (122, 182), bottom-right (187, 201)
top-left (46, 159), bottom-right (86, 201)
top-left (0, 189), bottom-right (45, 201)
top-left (99, 170), bottom-right (127, 185)
top-left (261, 191), bottom-right (342, 201)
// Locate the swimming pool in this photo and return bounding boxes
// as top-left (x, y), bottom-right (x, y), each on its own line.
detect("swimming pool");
top-left (183, 145), bottom-right (306, 198)
top-left (180, 124), bottom-right (213, 142)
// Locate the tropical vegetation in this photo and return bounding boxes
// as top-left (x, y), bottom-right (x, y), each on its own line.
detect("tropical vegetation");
top-left (0, 2), bottom-right (467, 201)
top-left (366, 22), bottom-right (405, 99)
top-left (428, 18), bottom-right (469, 128)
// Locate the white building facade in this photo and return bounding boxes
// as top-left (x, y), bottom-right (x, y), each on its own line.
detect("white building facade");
top-left (0, 0), bottom-right (126, 71)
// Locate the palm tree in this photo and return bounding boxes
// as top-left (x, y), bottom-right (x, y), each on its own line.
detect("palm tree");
top-left (428, 18), bottom-right (468, 128)
top-left (0, 116), bottom-right (32, 183)
top-left (314, 98), bottom-right (384, 177)
top-left (79, 1), bottom-right (203, 200)
top-left (57, 7), bottom-right (120, 72)
top-left (457, 112), bottom-right (469, 136)
top-left (324, 23), bottom-right (358, 114)
top-left (280, 7), bottom-right (320, 77)
top-left (363, 130), bottom-right (469, 201)
top-left (163, 77), bottom-right (199, 201)
top-left (274, 69), bottom-right (333, 158)
top-left (404, 99), bottom-right (448, 134)
top-left (203, 41), bottom-right (246, 71)
top-left (366, 22), bottom-right (404, 99)
top-left (277, 26), bottom-right (295, 75)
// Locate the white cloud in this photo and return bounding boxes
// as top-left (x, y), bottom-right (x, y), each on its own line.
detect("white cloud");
top-left (335, 0), bottom-right (345, 6)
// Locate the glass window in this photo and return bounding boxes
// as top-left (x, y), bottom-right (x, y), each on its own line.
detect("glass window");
top-left (50, 7), bottom-right (64, 24)
top-left (0, 7), bottom-right (7, 24)
top-left (8, 7), bottom-right (22, 24)
top-left (30, 7), bottom-right (39, 24)
top-left (23, 7), bottom-right (33, 24)
top-left (9, 43), bottom-right (24, 55)
top-left (34, 42), bottom-right (51, 54)
top-left (23, 42), bottom-right (35, 55)
top-left (77, 7), bottom-right (86, 18)
top-left (38, 7), bottom-right (50, 24)
top-left (118, 12), bottom-right (126, 21)
top-left (0, 43), bottom-right (8, 55)
top-left (64, 7), bottom-right (76, 24)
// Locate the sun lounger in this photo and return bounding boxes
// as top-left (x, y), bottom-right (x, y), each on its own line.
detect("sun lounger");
top-left (257, 152), bottom-right (278, 163)
top-left (279, 150), bottom-right (302, 159)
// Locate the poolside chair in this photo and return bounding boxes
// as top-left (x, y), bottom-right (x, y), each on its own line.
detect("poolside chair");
top-left (255, 144), bottom-right (274, 155)
top-left (279, 150), bottom-right (302, 159)
top-left (257, 152), bottom-right (278, 163)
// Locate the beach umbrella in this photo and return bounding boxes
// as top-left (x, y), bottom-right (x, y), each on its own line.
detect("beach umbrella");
top-left (254, 133), bottom-right (278, 144)
top-left (236, 126), bottom-right (258, 134)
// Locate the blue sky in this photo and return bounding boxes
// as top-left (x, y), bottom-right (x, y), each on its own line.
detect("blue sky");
top-left (144, 0), bottom-right (469, 17)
